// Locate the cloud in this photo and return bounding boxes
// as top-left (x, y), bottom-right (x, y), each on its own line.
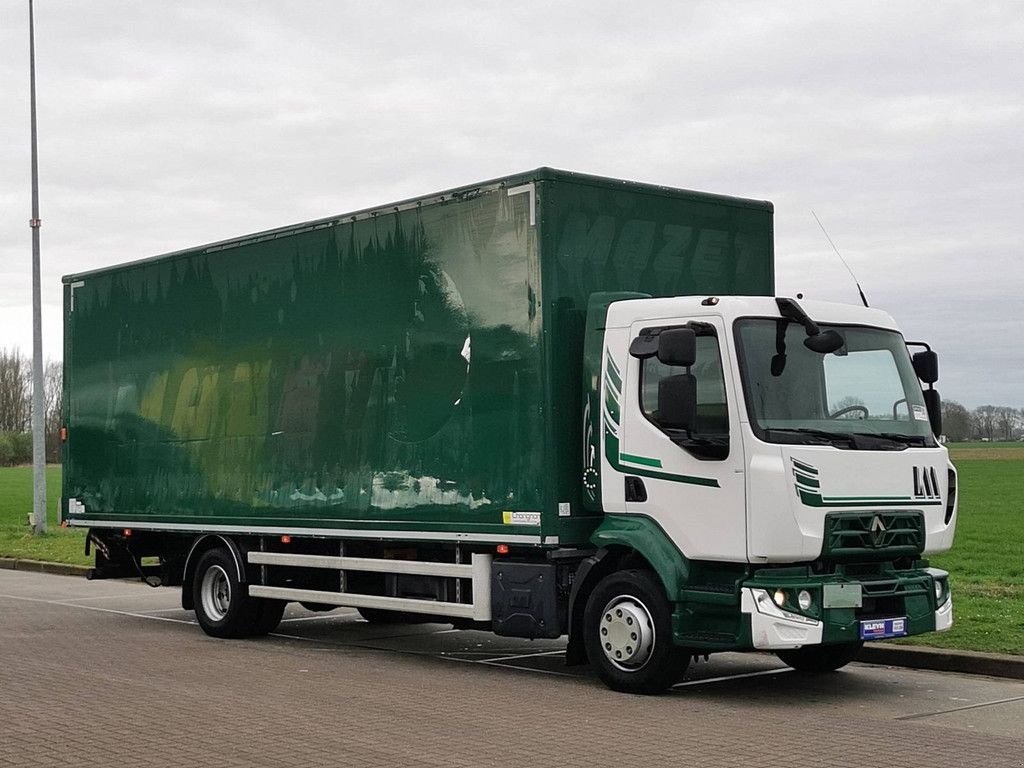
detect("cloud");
top-left (0, 1), bottom-right (1021, 408)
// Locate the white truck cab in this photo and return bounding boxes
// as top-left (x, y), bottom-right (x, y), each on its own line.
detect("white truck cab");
top-left (573, 294), bottom-right (956, 691)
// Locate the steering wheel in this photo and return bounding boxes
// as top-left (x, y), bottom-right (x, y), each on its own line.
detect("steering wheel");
top-left (829, 405), bottom-right (869, 420)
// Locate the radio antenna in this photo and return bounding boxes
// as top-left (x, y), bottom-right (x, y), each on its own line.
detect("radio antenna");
top-left (812, 210), bottom-right (869, 308)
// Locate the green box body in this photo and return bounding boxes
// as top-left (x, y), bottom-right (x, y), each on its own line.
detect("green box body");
top-left (62, 169), bottom-right (774, 546)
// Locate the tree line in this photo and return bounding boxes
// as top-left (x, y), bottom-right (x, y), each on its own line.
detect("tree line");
top-left (0, 349), bottom-right (62, 465)
top-left (942, 401), bottom-right (1023, 442)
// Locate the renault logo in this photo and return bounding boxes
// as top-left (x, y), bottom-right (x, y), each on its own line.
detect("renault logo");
top-left (870, 515), bottom-right (887, 546)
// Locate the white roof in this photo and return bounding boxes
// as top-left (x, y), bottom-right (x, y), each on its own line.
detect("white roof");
top-left (605, 295), bottom-right (901, 332)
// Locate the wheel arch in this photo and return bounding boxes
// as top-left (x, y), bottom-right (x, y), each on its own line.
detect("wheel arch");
top-left (181, 534), bottom-right (247, 610)
top-left (565, 515), bottom-right (690, 664)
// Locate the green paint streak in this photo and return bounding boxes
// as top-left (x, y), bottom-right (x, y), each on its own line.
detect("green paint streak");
top-left (604, 386), bottom-right (620, 425)
top-left (823, 495), bottom-right (912, 502)
top-left (606, 430), bottom-right (719, 488)
top-left (620, 453), bottom-right (663, 468)
top-left (605, 356), bottom-right (622, 391)
top-left (797, 488), bottom-right (940, 508)
top-left (792, 459), bottom-right (818, 475)
top-left (793, 473), bottom-right (820, 489)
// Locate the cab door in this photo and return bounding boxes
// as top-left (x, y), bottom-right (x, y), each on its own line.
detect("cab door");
top-left (618, 317), bottom-right (748, 562)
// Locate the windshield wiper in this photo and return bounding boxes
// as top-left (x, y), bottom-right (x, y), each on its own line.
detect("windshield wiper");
top-left (763, 428), bottom-right (854, 447)
top-left (851, 432), bottom-right (932, 447)
top-left (765, 428), bottom-right (907, 450)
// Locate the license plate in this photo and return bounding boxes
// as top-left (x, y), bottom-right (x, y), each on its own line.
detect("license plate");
top-left (859, 617), bottom-right (907, 640)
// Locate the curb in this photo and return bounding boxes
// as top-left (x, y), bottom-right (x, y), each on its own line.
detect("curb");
top-left (858, 643), bottom-right (1024, 680)
top-left (0, 557), bottom-right (91, 578)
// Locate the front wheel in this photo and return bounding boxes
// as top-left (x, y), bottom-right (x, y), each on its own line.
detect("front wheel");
top-left (583, 569), bottom-right (689, 694)
top-left (776, 641), bottom-right (863, 673)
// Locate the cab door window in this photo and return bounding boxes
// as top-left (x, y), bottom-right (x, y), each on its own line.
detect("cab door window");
top-left (639, 329), bottom-right (729, 460)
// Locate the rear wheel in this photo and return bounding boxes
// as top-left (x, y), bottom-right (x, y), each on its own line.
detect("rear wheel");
top-left (776, 641), bottom-right (863, 673)
top-left (192, 548), bottom-right (258, 638)
top-left (583, 569), bottom-right (689, 694)
top-left (249, 599), bottom-right (286, 636)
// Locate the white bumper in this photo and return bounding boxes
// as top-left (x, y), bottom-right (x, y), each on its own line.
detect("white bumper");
top-left (741, 588), bottom-right (824, 650)
top-left (935, 596), bottom-right (953, 632)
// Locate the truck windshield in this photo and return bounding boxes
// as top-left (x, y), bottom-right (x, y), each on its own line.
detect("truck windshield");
top-left (734, 319), bottom-right (936, 448)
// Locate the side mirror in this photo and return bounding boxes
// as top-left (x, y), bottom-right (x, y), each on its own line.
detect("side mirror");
top-left (912, 350), bottom-right (939, 384)
top-left (923, 389), bottom-right (942, 436)
top-left (658, 373), bottom-right (696, 430)
top-left (657, 328), bottom-right (696, 367)
top-left (803, 330), bottom-right (844, 354)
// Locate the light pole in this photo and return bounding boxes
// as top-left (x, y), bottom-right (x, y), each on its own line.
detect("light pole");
top-left (29, 0), bottom-right (47, 534)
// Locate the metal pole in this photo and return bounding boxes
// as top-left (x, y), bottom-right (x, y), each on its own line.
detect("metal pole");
top-left (29, 0), bottom-right (47, 534)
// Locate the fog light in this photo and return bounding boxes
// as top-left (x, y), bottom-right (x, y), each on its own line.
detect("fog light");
top-left (772, 589), bottom-right (786, 607)
top-left (798, 590), bottom-right (813, 611)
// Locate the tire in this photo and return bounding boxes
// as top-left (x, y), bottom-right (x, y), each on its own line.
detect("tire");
top-left (192, 548), bottom-right (258, 639)
top-left (249, 599), bottom-right (286, 637)
top-left (583, 569), bottom-right (689, 694)
top-left (776, 641), bottom-right (864, 673)
top-left (357, 607), bottom-right (433, 625)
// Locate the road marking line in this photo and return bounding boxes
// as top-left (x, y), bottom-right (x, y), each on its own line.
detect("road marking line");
top-left (140, 607), bottom-right (192, 614)
top-left (895, 694), bottom-right (1024, 720)
top-left (443, 655), bottom-right (576, 678)
top-left (485, 649), bottom-right (566, 662)
top-left (0, 592), bottom-right (195, 625)
top-left (58, 593), bottom-right (161, 603)
top-left (672, 666), bottom-right (792, 688)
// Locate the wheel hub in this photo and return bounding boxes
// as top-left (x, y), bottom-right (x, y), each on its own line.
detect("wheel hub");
top-left (200, 564), bottom-right (231, 622)
top-left (598, 596), bottom-right (655, 671)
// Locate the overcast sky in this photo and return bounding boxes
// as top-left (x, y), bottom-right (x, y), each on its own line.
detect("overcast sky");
top-left (1, 2), bottom-right (1021, 408)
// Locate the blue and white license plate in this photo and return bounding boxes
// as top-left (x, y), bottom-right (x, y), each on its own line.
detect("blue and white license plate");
top-left (859, 617), bottom-right (907, 640)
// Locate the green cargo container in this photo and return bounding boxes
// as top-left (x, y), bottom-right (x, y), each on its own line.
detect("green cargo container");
top-left (64, 168), bottom-right (957, 694)
top-left (62, 168), bottom-right (773, 546)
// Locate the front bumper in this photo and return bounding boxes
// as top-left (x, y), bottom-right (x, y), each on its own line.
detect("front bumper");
top-left (741, 587), bottom-right (823, 649)
top-left (738, 568), bottom-right (952, 650)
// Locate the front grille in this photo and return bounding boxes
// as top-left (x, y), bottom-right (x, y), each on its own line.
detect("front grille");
top-left (822, 511), bottom-right (925, 560)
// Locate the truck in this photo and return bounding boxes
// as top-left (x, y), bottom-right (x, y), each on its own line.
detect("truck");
top-left (61, 168), bottom-right (957, 694)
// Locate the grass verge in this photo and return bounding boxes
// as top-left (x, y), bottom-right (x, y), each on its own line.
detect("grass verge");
top-left (0, 465), bottom-right (89, 565)
top-left (891, 442), bottom-right (1024, 655)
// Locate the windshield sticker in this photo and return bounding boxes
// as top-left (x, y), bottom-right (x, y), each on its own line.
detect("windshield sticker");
top-left (912, 405), bottom-right (928, 421)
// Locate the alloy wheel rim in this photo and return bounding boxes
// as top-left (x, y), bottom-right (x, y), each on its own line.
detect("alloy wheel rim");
top-left (598, 595), bottom-right (656, 671)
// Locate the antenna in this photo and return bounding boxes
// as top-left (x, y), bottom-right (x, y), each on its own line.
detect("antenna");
top-left (811, 210), bottom-right (869, 308)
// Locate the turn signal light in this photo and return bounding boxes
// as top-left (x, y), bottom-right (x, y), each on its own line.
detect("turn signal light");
top-left (60, 426), bottom-right (67, 442)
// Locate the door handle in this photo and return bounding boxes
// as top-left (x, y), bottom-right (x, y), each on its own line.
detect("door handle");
top-left (625, 476), bottom-right (647, 503)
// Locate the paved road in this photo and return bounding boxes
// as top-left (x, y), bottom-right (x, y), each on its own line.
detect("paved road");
top-left (2, 570), bottom-right (1023, 768)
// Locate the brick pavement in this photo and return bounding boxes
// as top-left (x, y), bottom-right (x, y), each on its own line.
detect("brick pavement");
top-left (1, 571), bottom-right (1022, 768)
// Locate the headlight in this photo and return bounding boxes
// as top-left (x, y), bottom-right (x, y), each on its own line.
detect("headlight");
top-left (934, 581), bottom-right (942, 600)
top-left (773, 589), bottom-right (787, 607)
top-left (798, 590), bottom-right (813, 611)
